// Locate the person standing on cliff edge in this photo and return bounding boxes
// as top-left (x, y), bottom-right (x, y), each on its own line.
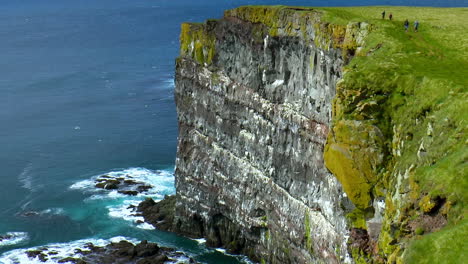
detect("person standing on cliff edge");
top-left (404, 19), bottom-right (409, 31)
top-left (389, 13), bottom-right (393, 20)
top-left (414, 20), bottom-right (420, 32)
top-left (382, 10), bottom-right (386, 19)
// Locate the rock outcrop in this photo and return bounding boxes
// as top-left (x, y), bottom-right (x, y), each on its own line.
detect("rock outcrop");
top-left (137, 196), bottom-right (176, 231)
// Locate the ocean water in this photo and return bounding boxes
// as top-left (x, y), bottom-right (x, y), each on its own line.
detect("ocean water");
top-left (0, 0), bottom-right (463, 263)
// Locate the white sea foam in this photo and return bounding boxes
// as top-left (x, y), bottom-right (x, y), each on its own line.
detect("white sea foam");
top-left (215, 248), bottom-right (226, 253)
top-left (106, 199), bottom-right (155, 230)
top-left (40, 208), bottom-right (65, 216)
top-left (69, 179), bottom-right (94, 190)
top-left (166, 253), bottom-right (192, 264)
top-left (137, 222), bottom-right (156, 230)
top-left (18, 162), bottom-right (33, 191)
top-left (163, 78), bottom-right (175, 88)
top-left (70, 167), bottom-right (174, 197)
top-left (213, 249), bottom-right (256, 264)
top-left (192, 238), bottom-right (206, 244)
top-left (0, 232), bottom-right (29, 247)
top-left (70, 167), bottom-right (174, 229)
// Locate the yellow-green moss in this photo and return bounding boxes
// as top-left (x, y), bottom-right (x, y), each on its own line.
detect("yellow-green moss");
top-left (419, 195), bottom-right (436, 213)
top-left (180, 22), bottom-right (216, 65)
top-left (346, 208), bottom-right (368, 229)
top-left (351, 247), bottom-right (370, 264)
top-left (379, 226), bottom-right (398, 257)
top-left (324, 120), bottom-right (384, 209)
top-left (415, 226), bottom-right (425, 235)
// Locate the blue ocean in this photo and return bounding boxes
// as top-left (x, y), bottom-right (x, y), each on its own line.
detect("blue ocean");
top-left (0, 0), bottom-right (463, 263)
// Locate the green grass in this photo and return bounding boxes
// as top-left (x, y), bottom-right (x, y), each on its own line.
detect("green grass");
top-left (403, 219), bottom-right (468, 263)
top-left (320, 7), bottom-right (468, 83)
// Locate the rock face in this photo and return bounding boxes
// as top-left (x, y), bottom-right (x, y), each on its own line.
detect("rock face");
top-left (173, 6), bottom-right (369, 263)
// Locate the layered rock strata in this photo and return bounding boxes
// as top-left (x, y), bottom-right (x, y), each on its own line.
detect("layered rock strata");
top-left (173, 6), bottom-right (369, 263)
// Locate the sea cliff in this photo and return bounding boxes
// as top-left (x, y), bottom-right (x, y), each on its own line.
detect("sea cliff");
top-left (171, 6), bottom-right (467, 263)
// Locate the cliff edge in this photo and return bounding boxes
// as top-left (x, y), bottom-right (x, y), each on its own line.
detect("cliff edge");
top-left (173, 6), bottom-right (467, 264)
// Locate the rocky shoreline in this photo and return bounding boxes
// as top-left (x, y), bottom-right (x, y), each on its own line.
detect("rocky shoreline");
top-left (3, 170), bottom-right (240, 263)
top-left (89, 172), bottom-right (178, 233)
top-left (17, 173), bottom-right (195, 264)
top-left (64, 171), bottom-right (244, 263)
top-left (25, 239), bottom-right (195, 264)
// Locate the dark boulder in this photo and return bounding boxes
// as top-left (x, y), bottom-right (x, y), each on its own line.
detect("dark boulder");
top-left (118, 190), bottom-right (139, 196)
top-left (134, 240), bottom-right (160, 257)
top-left (58, 257), bottom-right (87, 264)
top-left (137, 195), bottom-right (176, 231)
top-left (136, 254), bottom-right (168, 264)
top-left (26, 250), bottom-right (48, 262)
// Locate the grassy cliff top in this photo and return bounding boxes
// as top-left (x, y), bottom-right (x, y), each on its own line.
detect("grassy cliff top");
top-left (320, 6), bottom-right (468, 83)
top-left (225, 6), bottom-right (467, 83)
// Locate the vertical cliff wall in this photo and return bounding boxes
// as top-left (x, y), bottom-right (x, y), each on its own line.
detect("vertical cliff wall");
top-left (173, 5), bottom-right (467, 264)
top-left (174, 7), bottom-right (368, 263)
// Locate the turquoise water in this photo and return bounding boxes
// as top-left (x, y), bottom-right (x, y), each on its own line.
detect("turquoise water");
top-left (0, 0), bottom-right (463, 263)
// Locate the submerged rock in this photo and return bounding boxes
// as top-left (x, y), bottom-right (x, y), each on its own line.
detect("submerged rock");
top-left (26, 250), bottom-right (47, 261)
top-left (58, 257), bottom-right (87, 264)
top-left (93, 174), bottom-right (153, 195)
top-left (18, 210), bottom-right (40, 217)
top-left (0, 234), bottom-right (13, 241)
